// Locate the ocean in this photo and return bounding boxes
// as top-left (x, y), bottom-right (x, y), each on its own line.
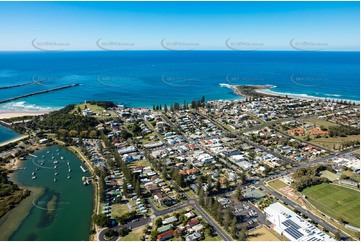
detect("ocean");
top-left (0, 51), bottom-right (359, 112)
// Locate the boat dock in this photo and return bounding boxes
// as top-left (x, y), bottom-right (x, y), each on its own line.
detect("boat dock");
top-left (0, 83), bottom-right (80, 104)
top-left (80, 165), bottom-right (88, 172)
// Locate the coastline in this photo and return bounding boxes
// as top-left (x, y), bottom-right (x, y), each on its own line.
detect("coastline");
top-left (230, 84), bottom-right (360, 104)
top-left (0, 134), bottom-right (28, 147)
top-left (64, 144), bottom-right (98, 240)
top-left (0, 111), bottom-right (50, 120)
top-left (0, 166), bottom-right (45, 241)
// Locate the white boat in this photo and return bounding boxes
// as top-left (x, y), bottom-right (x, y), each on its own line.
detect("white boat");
top-left (32, 172), bottom-right (35, 176)
top-left (55, 172), bottom-right (58, 176)
top-left (53, 160), bottom-right (58, 164)
top-left (54, 165), bottom-right (57, 169)
top-left (52, 157), bottom-right (55, 160)
top-left (57, 149), bottom-right (59, 152)
top-left (61, 157), bottom-right (64, 160)
top-left (67, 175), bottom-right (71, 179)
top-left (54, 178), bottom-right (57, 182)
top-left (42, 155), bottom-right (45, 158)
top-left (68, 169), bottom-right (72, 172)
top-left (32, 176), bottom-right (36, 179)
top-left (57, 153), bottom-right (60, 156)
top-left (47, 151), bottom-right (50, 154)
top-left (40, 162), bottom-right (44, 166)
top-left (36, 167), bottom-right (39, 171)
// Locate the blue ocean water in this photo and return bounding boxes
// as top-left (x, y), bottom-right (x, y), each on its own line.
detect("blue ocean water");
top-left (0, 125), bottom-right (20, 143)
top-left (0, 51), bottom-right (359, 111)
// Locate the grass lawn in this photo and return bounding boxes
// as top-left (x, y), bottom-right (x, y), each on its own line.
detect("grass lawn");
top-left (111, 203), bottom-right (130, 218)
top-left (303, 183), bottom-right (360, 227)
top-left (310, 135), bottom-right (360, 150)
top-left (129, 159), bottom-right (149, 168)
top-left (268, 179), bottom-right (288, 190)
top-left (74, 103), bottom-right (117, 119)
top-left (204, 234), bottom-right (223, 241)
top-left (183, 188), bottom-right (196, 199)
top-left (304, 118), bottom-right (338, 129)
top-left (249, 226), bottom-right (283, 241)
top-left (342, 170), bottom-right (360, 183)
top-left (120, 225), bottom-right (145, 241)
top-left (320, 170), bottom-right (340, 181)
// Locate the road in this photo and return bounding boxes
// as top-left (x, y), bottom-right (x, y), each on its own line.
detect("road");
top-left (98, 217), bottom-right (151, 241)
top-left (169, 180), bottom-right (233, 241)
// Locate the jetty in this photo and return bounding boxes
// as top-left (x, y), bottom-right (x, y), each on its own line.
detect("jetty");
top-left (0, 81), bottom-right (42, 90)
top-left (0, 83), bottom-right (80, 104)
top-left (80, 165), bottom-right (88, 173)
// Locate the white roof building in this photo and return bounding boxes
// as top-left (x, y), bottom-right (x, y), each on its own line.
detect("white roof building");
top-left (264, 202), bottom-right (335, 241)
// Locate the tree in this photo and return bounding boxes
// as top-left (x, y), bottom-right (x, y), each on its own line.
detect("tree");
top-left (120, 129), bottom-right (132, 140)
top-left (164, 104), bottom-right (168, 113)
top-left (215, 180), bottom-right (221, 191)
top-left (235, 185), bottom-right (243, 201)
top-left (230, 217), bottom-right (237, 239)
top-left (118, 227), bottom-right (129, 237)
top-left (334, 230), bottom-right (341, 241)
top-left (69, 130), bottom-right (78, 137)
top-left (104, 229), bottom-right (118, 239)
top-left (89, 130), bottom-right (98, 138)
top-left (238, 224), bottom-right (248, 241)
top-left (223, 178), bottom-right (229, 189)
top-left (122, 181), bottom-right (128, 196)
top-left (150, 230), bottom-right (158, 240)
top-left (135, 180), bottom-right (141, 197)
top-left (155, 218), bottom-right (163, 227)
top-left (93, 214), bottom-right (110, 227)
top-left (199, 189), bottom-right (205, 206)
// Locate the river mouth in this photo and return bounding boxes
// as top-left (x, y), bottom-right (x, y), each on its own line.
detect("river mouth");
top-left (0, 125), bottom-right (21, 144)
top-left (1, 145), bottom-right (94, 241)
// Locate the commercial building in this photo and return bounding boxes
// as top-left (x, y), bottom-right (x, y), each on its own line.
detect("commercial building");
top-left (264, 202), bottom-right (335, 241)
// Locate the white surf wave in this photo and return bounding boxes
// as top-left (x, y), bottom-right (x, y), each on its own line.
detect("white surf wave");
top-left (0, 101), bottom-right (59, 112)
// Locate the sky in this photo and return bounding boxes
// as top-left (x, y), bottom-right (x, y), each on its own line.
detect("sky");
top-left (0, 1), bottom-right (359, 51)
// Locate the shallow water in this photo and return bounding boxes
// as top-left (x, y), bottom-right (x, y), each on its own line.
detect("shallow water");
top-left (8, 145), bottom-right (94, 241)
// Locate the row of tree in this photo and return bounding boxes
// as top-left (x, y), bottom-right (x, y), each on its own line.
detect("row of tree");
top-left (152, 96), bottom-right (206, 112)
top-left (328, 125), bottom-right (360, 137)
top-left (199, 195), bottom-right (246, 240)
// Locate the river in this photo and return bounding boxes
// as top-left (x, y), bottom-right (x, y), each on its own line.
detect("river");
top-left (4, 145), bottom-right (94, 240)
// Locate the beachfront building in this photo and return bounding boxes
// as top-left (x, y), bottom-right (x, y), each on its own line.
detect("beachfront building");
top-left (264, 202), bottom-right (335, 241)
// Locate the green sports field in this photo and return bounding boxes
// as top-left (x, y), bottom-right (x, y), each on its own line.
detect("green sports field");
top-left (303, 183), bottom-right (360, 227)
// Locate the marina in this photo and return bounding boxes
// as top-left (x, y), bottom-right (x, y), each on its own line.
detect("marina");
top-left (7, 145), bottom-right (94, 240)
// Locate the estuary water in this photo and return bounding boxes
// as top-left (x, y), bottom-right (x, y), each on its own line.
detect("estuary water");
top-left (8, 145), bottom-right (93, 241)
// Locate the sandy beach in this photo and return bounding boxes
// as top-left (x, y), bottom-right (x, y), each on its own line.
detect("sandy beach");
top-left (0, 111), bottom-right (49, 120)
top-left (255, 87), bottom-right (360, 104)
top-left (0, 135), bottom-right (29, 147)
